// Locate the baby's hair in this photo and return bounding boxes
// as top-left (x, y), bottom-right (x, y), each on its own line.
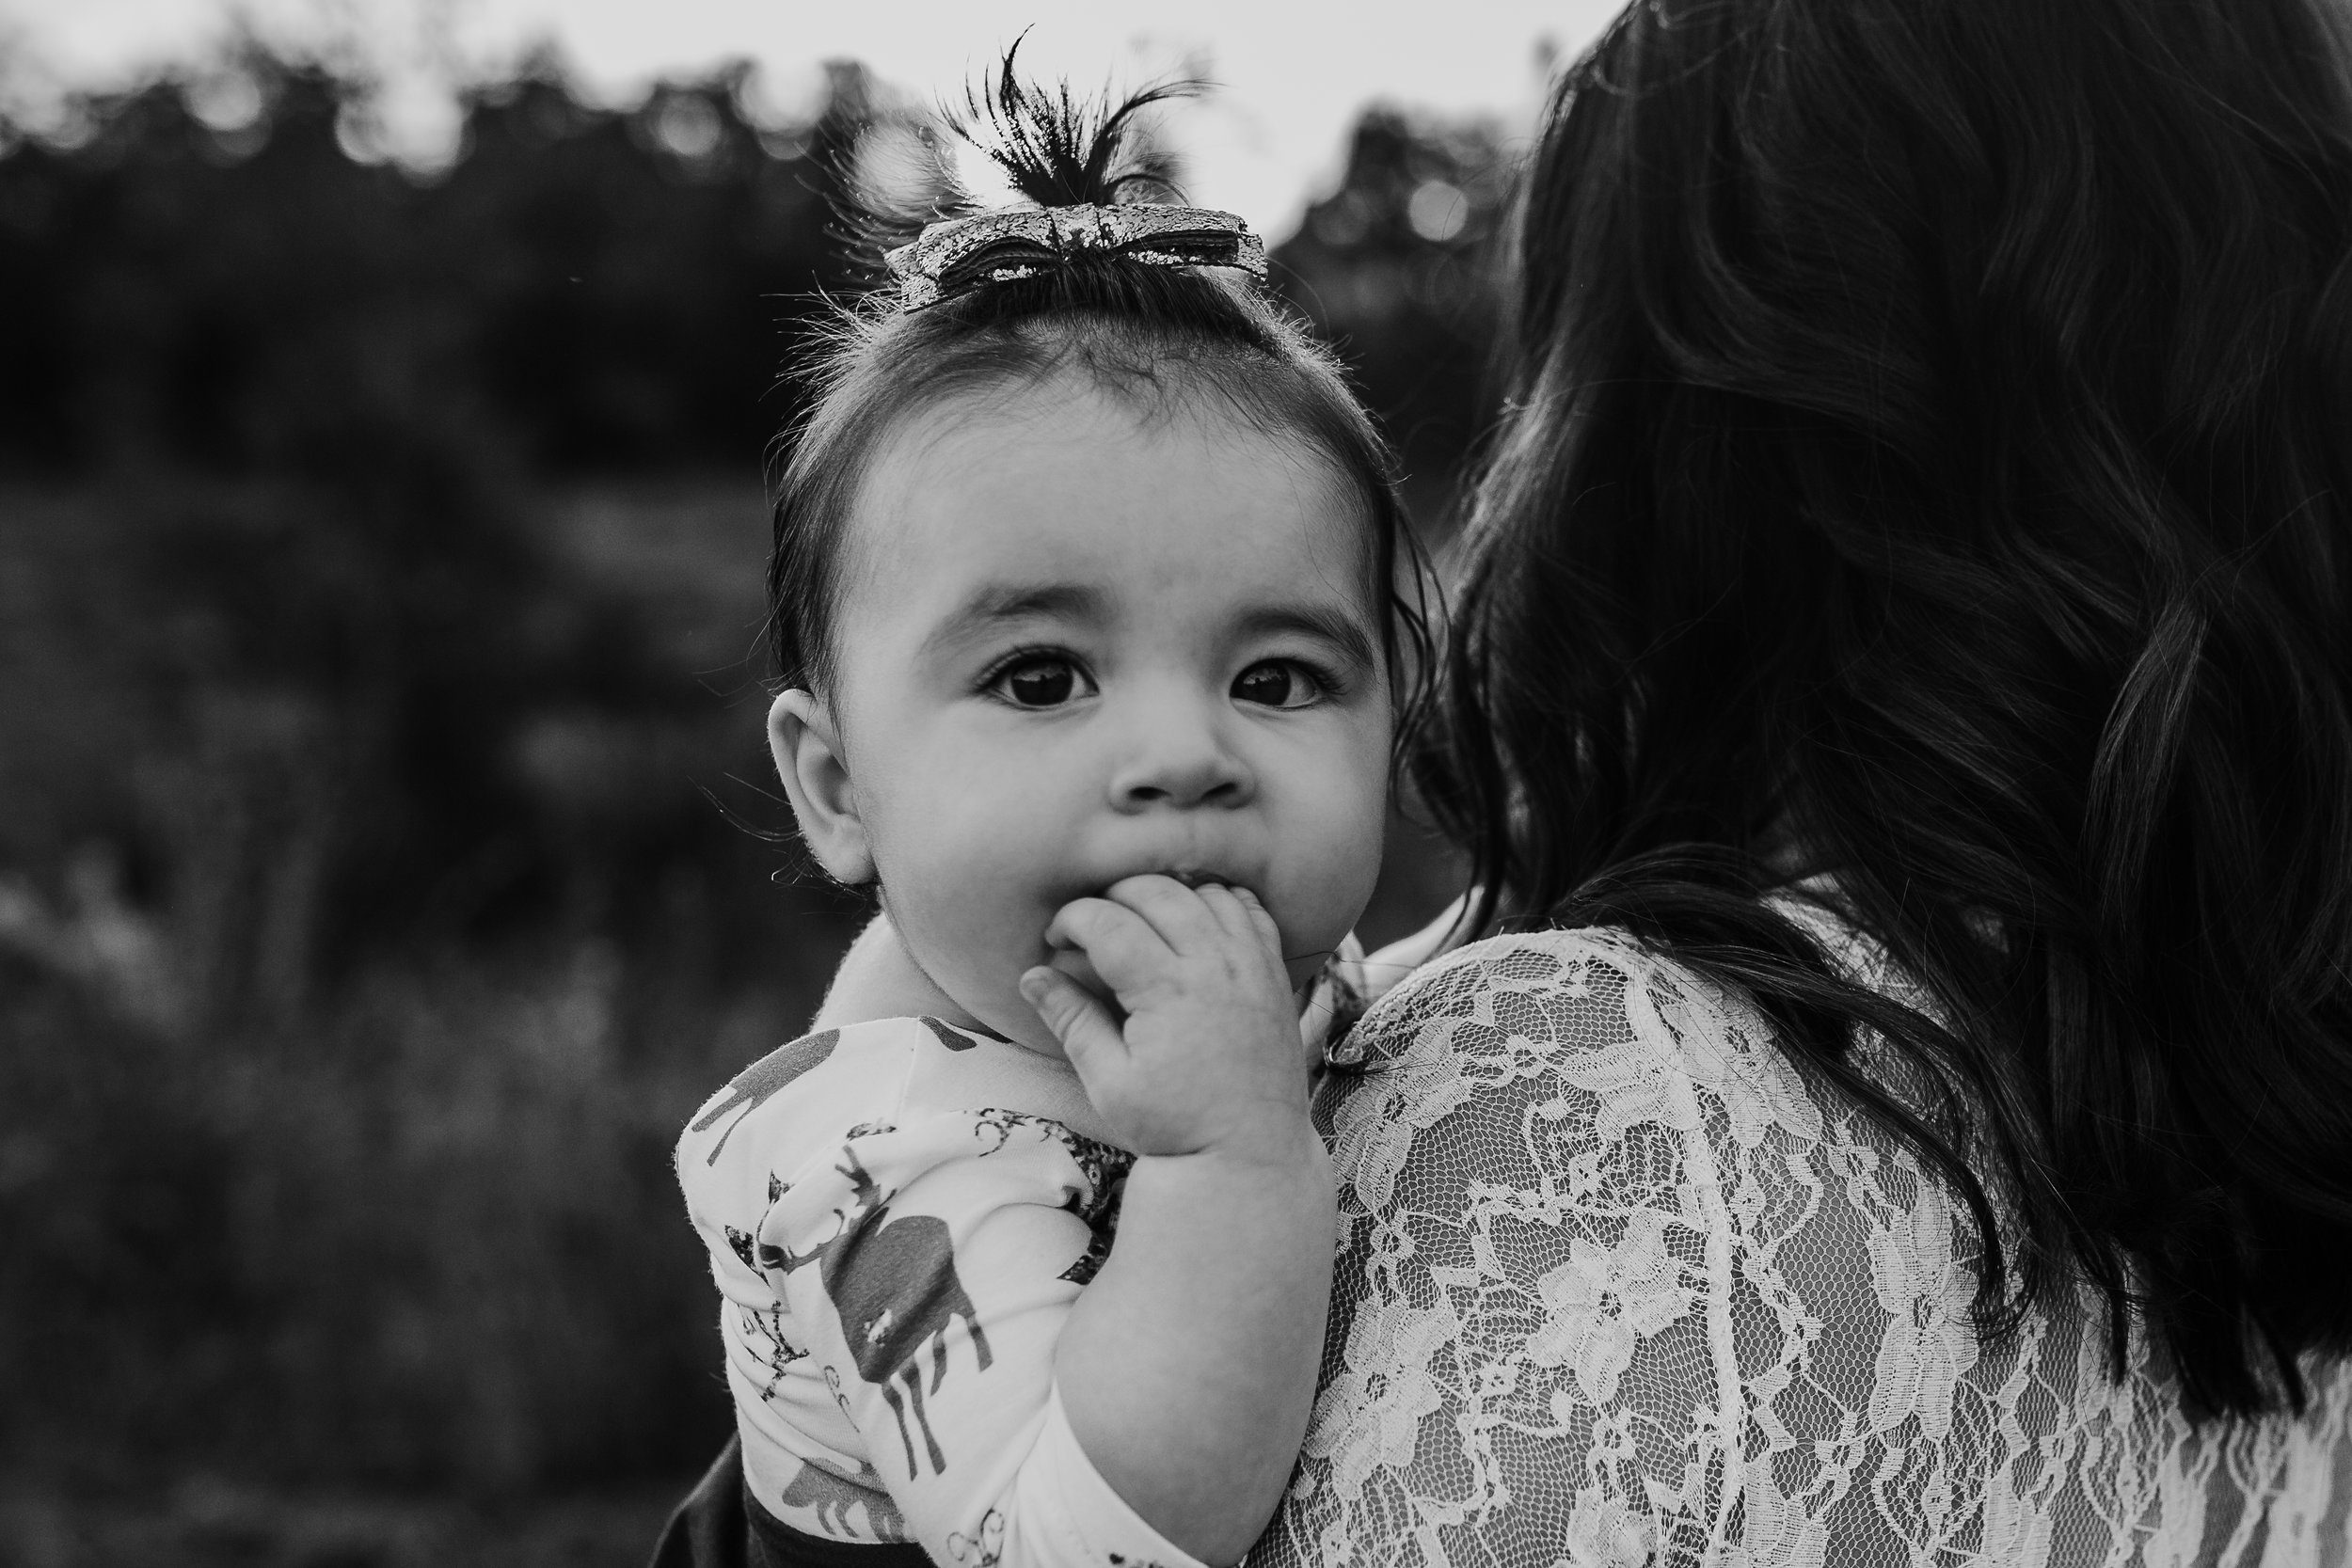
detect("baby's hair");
top-left (763, 52), bottom-right (1431, 726)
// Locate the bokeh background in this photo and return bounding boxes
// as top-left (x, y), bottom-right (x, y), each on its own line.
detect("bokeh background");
top-left (0, 8), bottom-right (1549, 1562)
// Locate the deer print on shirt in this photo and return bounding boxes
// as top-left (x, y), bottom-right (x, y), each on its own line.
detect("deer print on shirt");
top-left (963, 1111), bottom-right (1133, 1286)
top-left (691, 1029), bottom-right (840, 1165)
top-left (776, 1148), bottom-right (993, 1480)
top-left (772, 1452), bottom-right (905, 1540)
top-left (918, 1016), bottom-right (978, 1053)
top-left (945, 1506), bottom-right (1006, 1567)
top-left (916, 1016), bottom-right (1013, 1051)
top-left (731, 1299), bottom-right (808, 1401)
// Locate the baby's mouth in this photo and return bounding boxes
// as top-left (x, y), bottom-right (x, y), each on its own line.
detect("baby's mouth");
top-left (1160, 867), bottom-right (1259, 899)
top-left (1062, 864), bottom-right (1260, 904)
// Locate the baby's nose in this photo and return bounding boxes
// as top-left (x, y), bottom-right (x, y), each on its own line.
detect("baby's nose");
top-left (1107, 704), bottom-right (1255, 811)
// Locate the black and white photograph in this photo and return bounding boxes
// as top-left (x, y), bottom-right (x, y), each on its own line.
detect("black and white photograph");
top-left (3, 0), bottom-right (2349, 1563)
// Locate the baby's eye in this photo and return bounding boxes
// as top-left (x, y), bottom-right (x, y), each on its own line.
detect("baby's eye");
top-left (991, 655), bottom-right (1093, 708)
top-left (1232, 660), bottom-right (1323, 709)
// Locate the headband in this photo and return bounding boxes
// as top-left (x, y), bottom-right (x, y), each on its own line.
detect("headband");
top-left (883, 203), bottom-right (1268, 311)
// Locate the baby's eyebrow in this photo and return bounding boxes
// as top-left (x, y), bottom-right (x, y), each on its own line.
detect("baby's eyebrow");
top-left (920, 582), bottom-right (1106, 657)
top-left (1235, 602), bottom-right (1380, 671)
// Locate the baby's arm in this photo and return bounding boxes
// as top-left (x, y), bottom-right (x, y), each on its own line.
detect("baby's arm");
top-left (1020, 876), bottom-right (1337, 1567)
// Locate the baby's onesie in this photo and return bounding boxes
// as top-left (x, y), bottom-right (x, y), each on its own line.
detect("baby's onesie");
top-left (676, 1012), bottom-right (1200, 1568)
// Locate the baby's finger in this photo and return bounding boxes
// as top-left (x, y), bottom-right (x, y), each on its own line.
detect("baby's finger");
top-left (1045, 895), bottom-right (1154, 955)
top-left (1044, 944), bottom-right (1112, 1007)
top-left (1193, 882), bottom-right (1281, 958)
top-left (1228, 884), bottom-right (1286, 955)
top-left (1045, 895), bottom-right (1179, 996)
top-left (1102, 873), bottom-right (1226, 954)
top-left (1020, 966), bottom-right (1125, 1074)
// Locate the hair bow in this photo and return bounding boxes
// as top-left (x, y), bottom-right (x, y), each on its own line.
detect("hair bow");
top-left (883, 203), bottom-right (1268, 311)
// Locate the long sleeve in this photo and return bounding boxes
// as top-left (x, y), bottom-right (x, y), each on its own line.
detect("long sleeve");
top-left (1257, 922), bottom-right (2352, 1568)
top-left (1260, 929), bottom-right (1777, 1568)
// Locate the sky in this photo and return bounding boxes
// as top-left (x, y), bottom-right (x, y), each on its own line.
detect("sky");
top-left (0, 0), bottom-right (1623, 237)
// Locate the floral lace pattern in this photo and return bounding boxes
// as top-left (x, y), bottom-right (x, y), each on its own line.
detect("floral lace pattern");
top-left (1260, 926), bottom-right (2352, 1567)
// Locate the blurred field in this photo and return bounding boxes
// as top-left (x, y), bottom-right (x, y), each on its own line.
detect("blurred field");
top-left (0, 45), bottom-right (1496, 1565)
top-left (0, 476), bottom-right (852, 1560)
top-left (0, 1479), bottom-right (688, 1568)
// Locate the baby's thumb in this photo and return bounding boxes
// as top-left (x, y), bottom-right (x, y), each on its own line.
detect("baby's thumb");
top-left (1020, 966), bottom-right (1123, 1071)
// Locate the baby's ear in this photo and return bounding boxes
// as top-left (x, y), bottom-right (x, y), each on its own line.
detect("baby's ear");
top-left (769, 689), bottom-right (874, 886)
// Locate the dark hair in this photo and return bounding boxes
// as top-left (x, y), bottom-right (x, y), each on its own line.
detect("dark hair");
top-left (1421, 0), bottom-right (2352, 1415)
top-left (764, 66), bottom-right (1429, 711)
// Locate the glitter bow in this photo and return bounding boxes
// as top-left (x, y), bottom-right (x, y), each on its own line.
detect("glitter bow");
top-left (882, 203), bottom-right (1268, 310)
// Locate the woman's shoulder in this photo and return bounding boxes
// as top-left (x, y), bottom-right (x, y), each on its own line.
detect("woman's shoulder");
top-left (1339, 890), bottom-right (1902, 1089)
top-left (1322, 921), bottom-right (1835, 1193)
top-left (1408, 922), bottom-right (1663, 988)
top-left (1339, 921), bottom-right (1754, 1069)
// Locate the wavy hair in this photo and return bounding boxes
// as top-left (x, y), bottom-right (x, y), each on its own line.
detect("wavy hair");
top-left (1420, 0), bottom-right (2352, 1414)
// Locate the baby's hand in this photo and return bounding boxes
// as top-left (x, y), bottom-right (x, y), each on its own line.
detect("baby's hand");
top-left (1019, 875), bottom-right (1312, 1159)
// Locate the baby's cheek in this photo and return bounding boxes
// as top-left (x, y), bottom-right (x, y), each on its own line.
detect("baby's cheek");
top-left (898, 799), bottom-right (1065, 972)
top-left (1274, 854), bottom-right (1375, 967)
top-left (1279, 789), bottom-right (1388, 950)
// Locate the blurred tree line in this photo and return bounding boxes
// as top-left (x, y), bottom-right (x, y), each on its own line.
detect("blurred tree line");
top-left (0, 40), bottom-right (1504, 1553)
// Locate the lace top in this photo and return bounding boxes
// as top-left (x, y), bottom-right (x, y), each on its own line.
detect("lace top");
top-left (1260, 919), bottom-right (2352, 1568)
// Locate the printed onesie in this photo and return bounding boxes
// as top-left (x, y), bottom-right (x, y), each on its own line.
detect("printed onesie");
top-left (675, 1012), bottom-right (1202, 1568)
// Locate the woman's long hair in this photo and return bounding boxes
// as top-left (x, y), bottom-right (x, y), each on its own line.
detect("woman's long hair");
top-left (1422, 0), bottom-right (2352, 1415)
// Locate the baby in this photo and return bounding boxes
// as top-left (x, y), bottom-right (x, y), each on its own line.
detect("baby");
top-left (674, 72), bottom-right (1421, 1568)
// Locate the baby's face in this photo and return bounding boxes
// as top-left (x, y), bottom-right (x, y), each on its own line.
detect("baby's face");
top-left (808, 380), bottom-right (1393, 1054)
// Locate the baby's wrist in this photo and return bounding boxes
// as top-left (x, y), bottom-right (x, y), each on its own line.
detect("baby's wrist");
top-left (1135, 1112), bottom-right (1330, 1186)
top-left (1106, 1083), bottom-right (1318, 1155)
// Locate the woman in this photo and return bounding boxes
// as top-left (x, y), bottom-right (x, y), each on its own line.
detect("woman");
top-left (1255, 0), bottom-right (2352, 1561)
top-left (721, 0), bottom-right (2352, 1561)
